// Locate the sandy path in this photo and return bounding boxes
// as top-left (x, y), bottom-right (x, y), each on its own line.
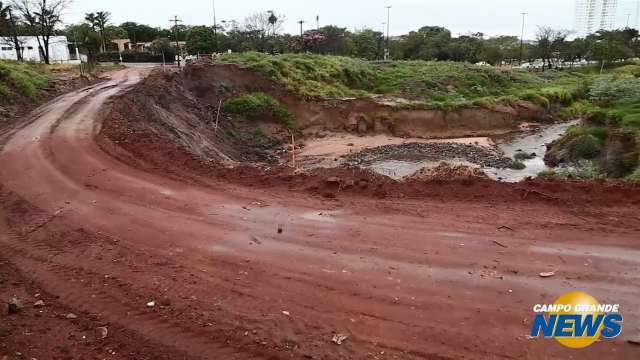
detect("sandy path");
top-left (0, 68), bottom-right (639, 359)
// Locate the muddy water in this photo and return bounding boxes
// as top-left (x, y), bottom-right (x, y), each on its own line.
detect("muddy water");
top-left (484, 120), bottom-right (578, 182)
top-left (365, 121), bottom-right (578, 182)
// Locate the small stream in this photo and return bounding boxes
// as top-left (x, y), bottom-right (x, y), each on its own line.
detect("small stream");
top-left (366, 121), bottom-right (578, 182)
top-left (485, 120), bottom-right (578, 182)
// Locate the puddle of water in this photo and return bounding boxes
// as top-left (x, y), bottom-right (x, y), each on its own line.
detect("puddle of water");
top-left (363, 121), bottom-right (577, 182)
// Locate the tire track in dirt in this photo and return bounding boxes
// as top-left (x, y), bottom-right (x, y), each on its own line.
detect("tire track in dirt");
top-left (0, 223), bottom-right (273, 360)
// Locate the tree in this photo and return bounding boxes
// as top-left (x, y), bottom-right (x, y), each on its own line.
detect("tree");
top-left (65, 22), bottom-right (101, 62)
top-left (185, 25), bottom-right (216, 54)
top-left (317, 25), bottom-right (354, 55)
top-left (397, 26), bottom-right (452, 60)
top-left (120, 22), bottom-right (160, 43)
top-left (148, 37), bottom-right (175, 60)
top-left (535, 26), bottom-right (569, 71)
top-left (12, 0), bottom-right (69, 64)
top-left (244, 11), bottom-right (285, 35)
top-left (587, 30), bottom-right (634, 72)
top-left (0, 1), bottom-right (24, 60)
top-left (481, 36), bottom-right (520, 65)
top-left (446, 32), bottom-right (484, 63)
top-left (351, 29), bottom-right (383, 60)
top-left (85, 11), bottom-right (110, 52)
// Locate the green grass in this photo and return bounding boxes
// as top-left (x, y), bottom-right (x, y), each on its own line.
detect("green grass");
top-left (547, 125), bottom-right (607, 162)
top-left (223, 92), bottom-right (297, 129)
top-left (514, 151), bottom-right (535, 161)
top-left (0, 60), bottom-right (50, 101)
top-left (539, 161), bottom-right (606, 180)
top-left (217, 53), bottom-right (585, 110)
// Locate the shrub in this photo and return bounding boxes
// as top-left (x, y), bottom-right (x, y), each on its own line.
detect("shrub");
top-left (551, 161), bottom-right (606, 179)
top-left (223, 92), bottom-right (297, 129)
top-left (472, 97), bottom-right (496, 109)
top-left (628, 167), bottom-right (640, 182)
top-left (623, 113), bottom-right (640, 128)
top-left (121, 51), bottom-right (167, 63)
top-left (96, 51), bottom-right (121, 63)
top-left (511, 161), bottom-right (527, 170)
top-left (518, 91), bottom-right (550, 109)
top-left (589, 74), bottom-right (640, 104)
top-left (514, 151), bottom-right (534, 161)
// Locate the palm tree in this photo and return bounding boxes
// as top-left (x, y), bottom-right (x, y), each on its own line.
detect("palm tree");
top-left (85, 11), bottom-right (110, 52)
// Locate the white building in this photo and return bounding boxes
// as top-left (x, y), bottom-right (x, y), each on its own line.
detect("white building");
top-left (574, 0), bottom-right (619, 37)
top-left (0, 36), bottom-right (71, 63)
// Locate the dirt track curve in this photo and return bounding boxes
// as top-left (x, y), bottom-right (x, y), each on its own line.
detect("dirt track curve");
top-left (1, 67), bottom-right (639, 359)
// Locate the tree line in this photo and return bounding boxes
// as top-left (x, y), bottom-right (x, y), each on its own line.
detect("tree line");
top-left (2, 6), bottom-right (639, 69)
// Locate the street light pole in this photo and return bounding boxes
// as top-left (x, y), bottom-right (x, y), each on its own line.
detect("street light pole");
top-left (298, 20), bottom-right (304, 39)
top-left (385, 5), bottom-right (391, 60)
top-left (519, 12), bottom-right (527, 65)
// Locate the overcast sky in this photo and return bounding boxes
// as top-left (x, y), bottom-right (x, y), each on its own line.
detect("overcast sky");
top-left (65, 0), bottom-right (640, 39)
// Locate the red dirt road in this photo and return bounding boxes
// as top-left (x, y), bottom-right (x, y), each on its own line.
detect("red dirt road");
top-left (1, 68), bottom-right (639, 359)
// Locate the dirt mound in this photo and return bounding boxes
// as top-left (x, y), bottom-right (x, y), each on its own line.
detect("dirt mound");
top-left (100, 69), bottom-right (285, 166)
top-left (407, 162), bottom-right (487, 181)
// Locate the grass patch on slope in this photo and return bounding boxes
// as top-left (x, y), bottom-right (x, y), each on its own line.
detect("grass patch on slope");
top-left (223, 92), bottom-right (297, 129)
top-left (218, 52), bottom-right (587, 110)
top-left (0, 60), bottom-right (50, 101)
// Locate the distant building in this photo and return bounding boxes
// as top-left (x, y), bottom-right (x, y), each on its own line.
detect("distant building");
top-left (0, 36), bottom-right (71, 63)
top-left (574, 0), bottom-right (619, 38)
top-left (111, 39), bottom-right (186, 53)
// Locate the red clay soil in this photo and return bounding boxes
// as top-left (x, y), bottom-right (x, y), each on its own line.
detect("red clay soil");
top-left (1, 67), bottom-right (639, 360)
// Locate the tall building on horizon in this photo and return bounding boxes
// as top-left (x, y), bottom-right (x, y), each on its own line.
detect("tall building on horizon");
top-left (574, 0), bottom-right (619, 37)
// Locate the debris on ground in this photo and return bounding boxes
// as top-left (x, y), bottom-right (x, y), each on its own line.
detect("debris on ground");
top-left (406, 162), bottom-right (488, 181)
top-left (96, 327), bottom-right (109, 339)
top-left (7, 297), bottom-right (23, 315)
top-left (539, 271), bottom-right (556, 278)
top-left (331, 333), bottom-right (348, 345)
top-left (492, 240), bottom-right (509, 248)
top-left (251, 236), bottom-right (263, 245)
top-left (277, 224), bottom-right (284, 234)
top-left (34, 300), bottom-right (45, 307)
top-left (65, 313), bottom-right (78, 319)
top-left (146, 301), bottom-right (156, 308)
top-left (282, 311), bottom-right (290, 316)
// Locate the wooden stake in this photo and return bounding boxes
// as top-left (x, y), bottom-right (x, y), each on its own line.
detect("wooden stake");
top-left (291, 132), bottom-right (297, 170)
top-left (214, 100), bottom-right (222, 131)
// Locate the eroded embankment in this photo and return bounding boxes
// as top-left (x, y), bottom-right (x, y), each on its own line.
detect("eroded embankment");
top-left (96, 66), bottom-right (640, 207)
top-left (182, 62), bottom-right (552, 139)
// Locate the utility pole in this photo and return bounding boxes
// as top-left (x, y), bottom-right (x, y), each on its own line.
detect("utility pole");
top-left (316, 15), bottom-right (320, 30)
top-left (519, 12), bottom-right (527, 65)
top-left (213, 0), bottom-right (218, 52)
top-left (626, 13), bottom-right (631, 28)
top-left (385, 5), bottom-right (391, 60)
top-left (170, 16), bottom-right (182, 66)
